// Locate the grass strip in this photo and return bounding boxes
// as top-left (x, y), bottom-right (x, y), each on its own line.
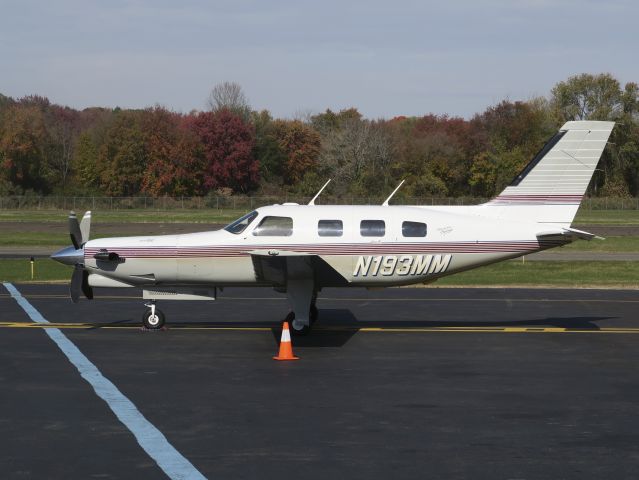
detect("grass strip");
top-left (0, 207), bottom-right (638, 225)
top-left (437, 260), bottom-right (639, 287)
top-left (0, 258), bottom-right (72, 282)
top-left (573, 209), bottom-right (639, 224)
top-left (557, 236), bottom-right (639, 252)
top-left (0, 209), bottom-right (249, 224)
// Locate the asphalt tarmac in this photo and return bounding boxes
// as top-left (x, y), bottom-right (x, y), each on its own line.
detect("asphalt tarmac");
top-left (2, 284), bottom-right (639, 479)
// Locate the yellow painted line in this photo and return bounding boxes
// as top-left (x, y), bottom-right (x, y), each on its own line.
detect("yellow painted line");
top-left (322, 298), bottom-right (639, 304)
top-left (2, 322), bottom-right (639, 334)
top-left (357, 327), bottom-right (639, 334)
top-left (2, 294), bottom-right (639, 304)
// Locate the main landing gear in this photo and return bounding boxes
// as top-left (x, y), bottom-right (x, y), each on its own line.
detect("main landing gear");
top-left (285, 303), bottom-right (319, 336)
top-left (285, 276), bottom-right (319, 336)
top-left (142, 301), bottom-right (166, 330)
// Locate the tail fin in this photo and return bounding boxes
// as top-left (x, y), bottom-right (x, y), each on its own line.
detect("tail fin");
top-left (484, 120), bottom-right (614, 226)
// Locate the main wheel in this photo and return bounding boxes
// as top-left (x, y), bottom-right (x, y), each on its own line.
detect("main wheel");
top-left (285, 311), bottom-right (311, 336)
top-left (142, 308), bottom-right (165, 330)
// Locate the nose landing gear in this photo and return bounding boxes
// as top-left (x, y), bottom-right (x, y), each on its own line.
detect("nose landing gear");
top-left (142, 301), bottom-right (166, 330)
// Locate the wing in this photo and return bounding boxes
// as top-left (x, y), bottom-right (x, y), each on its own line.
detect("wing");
top-left (249, 251), bottom-right (350, 288)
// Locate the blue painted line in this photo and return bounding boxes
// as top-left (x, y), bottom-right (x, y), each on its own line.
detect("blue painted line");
top-left (3, 283), bottom-right (206, 480)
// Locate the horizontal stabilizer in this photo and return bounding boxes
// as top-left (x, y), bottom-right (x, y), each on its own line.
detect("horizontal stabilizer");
top-left (537, 227), bottom-right (602, 241)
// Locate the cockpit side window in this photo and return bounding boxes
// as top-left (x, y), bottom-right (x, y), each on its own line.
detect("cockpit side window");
top-left (252, 216), bottom-right (294, 236)
top-left (224, 211), bottom-right (258, 234)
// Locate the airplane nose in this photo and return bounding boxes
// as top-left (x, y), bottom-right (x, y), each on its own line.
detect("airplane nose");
top-left (51, 245), bottom-right (84, 266)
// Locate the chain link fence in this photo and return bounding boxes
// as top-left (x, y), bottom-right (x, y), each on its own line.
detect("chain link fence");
top-left (0, 196), bottom-right (638, 211)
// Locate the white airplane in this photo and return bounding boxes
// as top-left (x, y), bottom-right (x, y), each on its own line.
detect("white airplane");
top-left (51, 120), bottom-right (614, 334)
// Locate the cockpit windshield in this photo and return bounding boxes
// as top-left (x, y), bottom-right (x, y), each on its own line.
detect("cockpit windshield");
top-left (224, 211), bottom-right (258, 234)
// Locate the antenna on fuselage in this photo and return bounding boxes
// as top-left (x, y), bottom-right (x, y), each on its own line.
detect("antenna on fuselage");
top-left (382, 179), bottom-right (405, 206)
top-left (308, 179), bottom-right (332, 205)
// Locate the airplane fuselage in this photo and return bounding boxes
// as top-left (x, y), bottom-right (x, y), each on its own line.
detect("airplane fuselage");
top-left (81, 204), bottom-right (567, 290)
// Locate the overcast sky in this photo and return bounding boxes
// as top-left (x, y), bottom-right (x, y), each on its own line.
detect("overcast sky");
top-left (1, 0), bottom-right (637, 119)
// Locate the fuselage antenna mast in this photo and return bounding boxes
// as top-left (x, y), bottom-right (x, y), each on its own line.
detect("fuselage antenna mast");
top-left (382, 179), bottom-right (406, 206)
top-left (308, 179), bottom-right (332, 206)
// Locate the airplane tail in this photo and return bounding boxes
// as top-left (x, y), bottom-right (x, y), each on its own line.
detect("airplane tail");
top-left (482, 120), bottom-right (614, 226)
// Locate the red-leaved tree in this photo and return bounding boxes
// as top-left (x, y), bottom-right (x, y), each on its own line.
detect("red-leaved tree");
top-left (186, 109), bottom-right (258, 193)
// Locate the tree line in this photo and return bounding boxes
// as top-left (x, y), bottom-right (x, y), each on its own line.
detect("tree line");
top-left (1, 74), bottom-right (638, 200)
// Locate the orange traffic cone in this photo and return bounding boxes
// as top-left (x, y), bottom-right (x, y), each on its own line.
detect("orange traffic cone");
top-left (273, 321), bottom-right (299, 361)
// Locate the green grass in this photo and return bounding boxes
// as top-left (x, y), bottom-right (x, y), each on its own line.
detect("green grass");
top-left (0, 258), bottom-right (71, 282)
top-left (436, 261), bottom-right (639, 287)
top-left (559, 236), bottom-right (639, 252)
top-left (573, 209), bottom-right (639, 225)
top-left (0, 209), bottom-right (249, 224)
top-left (0, 232), bottom-right (115, 247)
top-left (1, 258), bottom-right (637, 287)
top-left (1, 206), bottom-right (639, 225)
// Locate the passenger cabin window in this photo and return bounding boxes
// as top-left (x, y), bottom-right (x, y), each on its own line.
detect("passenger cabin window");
top-left (252, 216), bottom-right (293, 236)
top-left (360, 220), bottom-right (385, 237)
top-left (402, 221), bottom-right (427, 237)
top-left (224, 211), bottom-right (258, 234)
top-left (318, 219), bottom-right (343, 237)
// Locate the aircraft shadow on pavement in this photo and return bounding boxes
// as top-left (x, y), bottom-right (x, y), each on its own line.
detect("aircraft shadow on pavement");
top-left (308, 309), bottom-right (614, 330)
top-left (81, 310), bottom-right (615, 349)
top-left (347, 315), bottom-right (615, 330)
top-left (270, 327), bottom-right (357, 348)
top-left (270, 308), bottom-right (361, 347)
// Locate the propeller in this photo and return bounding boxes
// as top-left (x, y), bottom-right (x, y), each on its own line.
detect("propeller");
top-left (59, 211), bottom-right (94, 303)
top-left (69, 211), bottom-right (91, 249)
top-left (71, 265), bottom-right (94, 303)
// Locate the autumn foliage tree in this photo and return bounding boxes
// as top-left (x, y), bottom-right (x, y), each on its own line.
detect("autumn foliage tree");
top-left (187, 109), bottom-right (258, 193)
top-left (97, 110), bottom-right (147, 196)
top-left (271, 120), bottom-right (321, 185)
top-left (0, 73), bottom-right (638, 198)
top-left (46, 105), bottom-right (80, 193)
top-left (140, 107), bottom-right (200, 196)
top-left (0, 104), bottom-right (49, 193)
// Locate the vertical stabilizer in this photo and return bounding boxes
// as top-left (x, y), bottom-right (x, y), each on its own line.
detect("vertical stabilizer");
top-left (484, 121), bottom-right (614, 226)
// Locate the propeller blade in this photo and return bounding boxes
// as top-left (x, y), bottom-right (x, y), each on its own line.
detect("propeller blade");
top-left (81, 269), bottom-right (94, 300)
top-left (70, 264), bottom-right (83, 303)
top-left (69, 211), bottom-right (82, 249)
top-left (80, 211), bottom-right (91, 245)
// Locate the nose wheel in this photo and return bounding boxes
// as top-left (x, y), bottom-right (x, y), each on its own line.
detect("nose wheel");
top-left (142, 302), bottom-right (166, 330)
